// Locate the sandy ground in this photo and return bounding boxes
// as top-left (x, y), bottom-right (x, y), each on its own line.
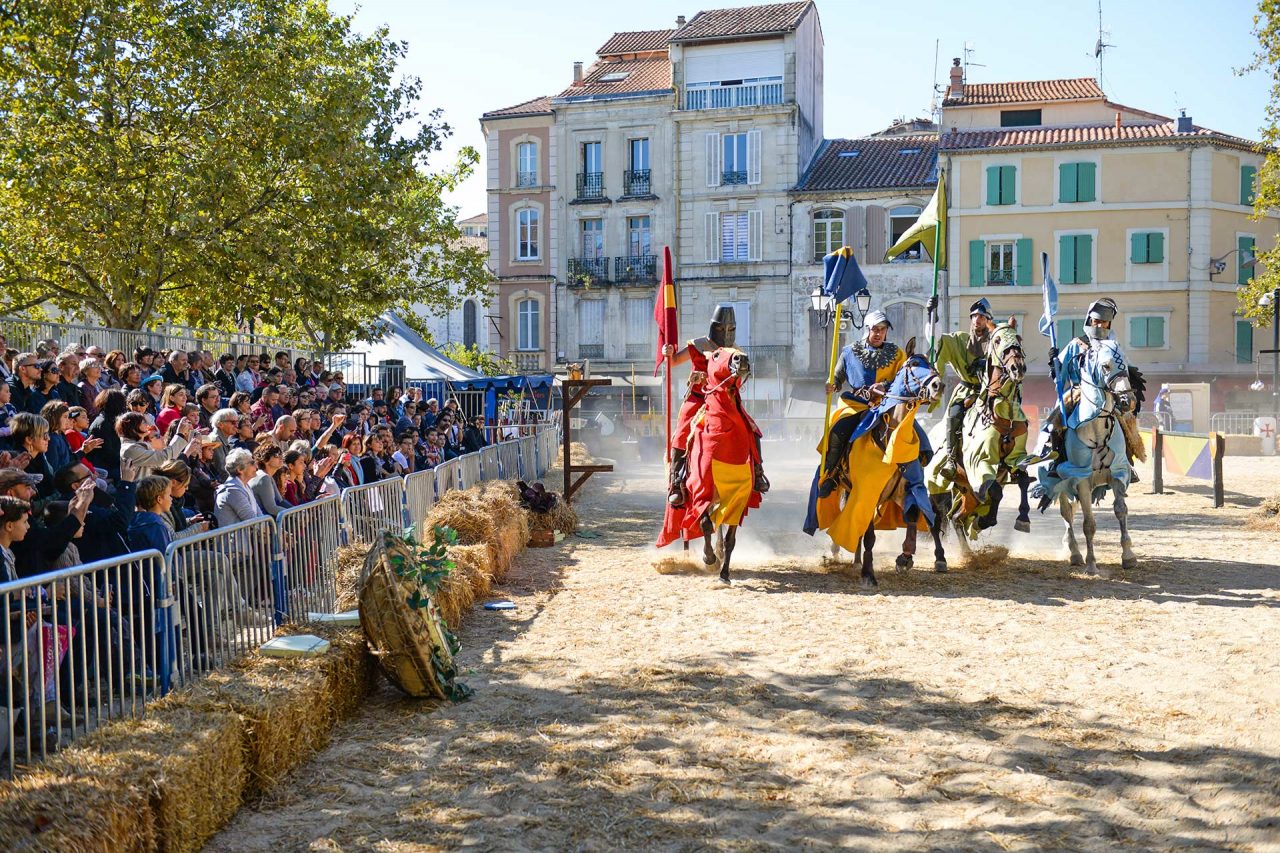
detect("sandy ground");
top-left (209, 447), bottom-right (1280, 852)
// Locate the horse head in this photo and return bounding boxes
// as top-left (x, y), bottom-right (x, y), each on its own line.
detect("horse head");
top-left (986, 318), bottom-right (1026, 388)
top-left (877, 337), bottom-right (942, 425)
top-left (1076, 339), bottom-right (1134, 425)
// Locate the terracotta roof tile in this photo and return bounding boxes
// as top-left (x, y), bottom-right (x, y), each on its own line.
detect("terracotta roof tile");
top-left (596, 29), bottom-right (675, 56)
top-left (671, 1), bottom-right (812, 42)
top-left (796, 136), bottom-right (938, 192)
top-left (554, 58), bottom-right (672, 101)
top-left (482, 96), bottom-right (552, 119)
top-left (940, 122), bottom-right (1259, 152)
top-left (943, 77), bottom-right (1103, 107)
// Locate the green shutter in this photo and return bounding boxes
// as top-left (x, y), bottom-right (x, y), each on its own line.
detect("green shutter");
top-left (1059, 163), bottom-right (1078, 203)
top-left (1060, 234), bottom-right (1076, 283)
top-left (1001, 165), bottom-right (1016, 205)
top-left (986, 167), bottom-right (1001, 206)
top-left (1239, 235), bottom-right (1256, 285)
top-left (1015, 238), bottom-right (1033, 285)
top-left (1130, 233), bottom-right (1147, 264)
top-left (1241, 165), bottom-right (1257, 206)
top-left (1130, 317), bottom-right (1147, 348)
top-left (1077, 162), bottom-right (1096, 202)
top-left (969, 240), bottom-right (985, 286)
top-left (1150, 317), bottom-right (1165, 348)
top-left (1075, 234), bottom-right (1093, 283)
top-left (1148, 232), bottom-right (1164, 263)
top-left (1236, 320), bottom-right (1254, 364)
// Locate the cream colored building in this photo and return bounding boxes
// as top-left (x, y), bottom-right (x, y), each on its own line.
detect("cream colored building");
top-left (939, 64), bottom-right (1277, 412)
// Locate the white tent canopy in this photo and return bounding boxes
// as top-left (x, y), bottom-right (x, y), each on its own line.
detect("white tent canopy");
top-left (353, 313), bottom-right (483, 381)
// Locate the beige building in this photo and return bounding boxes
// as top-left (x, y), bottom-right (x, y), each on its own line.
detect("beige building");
top-left (938, 65), bottom-right (1278, 412)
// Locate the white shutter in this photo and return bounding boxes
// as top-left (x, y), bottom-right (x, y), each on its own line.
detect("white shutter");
top-left (748, 209), bottom-right (763, 262)
top-left (705, 211), bottom-right (721, 262)
top-left (705, 132), bottom-right (721, 187)
top-left (577, 299), bottom-right (605, 345)
top-left (747, 129), bottom-right (762, 185)
top-left (625, 297), bottom-right (651, 345)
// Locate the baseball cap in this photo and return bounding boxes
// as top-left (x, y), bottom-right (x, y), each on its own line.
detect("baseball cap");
top-left (142, 374), bottom-right (164, 387)
top-left (0, 468), bottom-right (43, 491)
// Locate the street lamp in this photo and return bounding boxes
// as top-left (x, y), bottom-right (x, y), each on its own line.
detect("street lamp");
top-left (1260, 288), bottom-right (1279, 420)
top-left (808, 286), bottom-right (872, 328)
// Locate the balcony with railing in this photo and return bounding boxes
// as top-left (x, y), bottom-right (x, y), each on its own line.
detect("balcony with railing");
top-left (511, 351), bottom-right (544, 372)
top-left (684, 77), bottom-right (785, 111)
top-left (722, 170), bottom-right (748, 186)
top-left (614, 254), bottom-right (657, 284)
top-left (625, 343), bottom-right (650, 360)
top-left (578, 344), bottom-right (605, 360)
top-left (576, 172), bottom-right (605, 201)
top-left (987, 269), bottom-right (1015, 285)
top-left (622, 169), bottom-right (652, 196)
top-left (567, 256), bottom-right (610, 284)
top-left (516, 170), bottom-right (538, 188)
top-left (742, 345), bottom-right (791, 373)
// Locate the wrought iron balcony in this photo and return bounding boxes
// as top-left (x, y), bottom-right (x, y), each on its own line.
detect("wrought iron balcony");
top-left (623, 169), bottom-right (651, 196)
top-left (742, 345), bottom-right (791, 372)
top-left (614, 254), bottom-right (657, 283)
top-left (568, 256), bottom-right (610, 284)
top-left (578, 344), bottom-right (604, 360)
top-left (625, 343), bottom-right (651, 360)
top-left (684, 78), bottom-right (784, 111)
top-left (576, 172), bottom-right (604, 200)
top-left (516, 170), bottom-right (538, 188)
top-left (722, 170), bottom-right (748, 186)
top-left (987, 269), bottom-right (1015, 285)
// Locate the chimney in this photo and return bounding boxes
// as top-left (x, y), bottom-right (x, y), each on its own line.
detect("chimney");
top-left (1115, 111), bottom-right (1121, 129)
top-left (948, 58), bottom-right (964, 99)
top-left (1176, 109), bottom-right (1194, 134)
top-left (572, 61), bottom-right (583, 85)
top-left (676, 14), bottom-right (686, 26)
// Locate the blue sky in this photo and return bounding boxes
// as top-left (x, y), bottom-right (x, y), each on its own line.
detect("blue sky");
top-left (332, 0), bottom-right (1272, 218)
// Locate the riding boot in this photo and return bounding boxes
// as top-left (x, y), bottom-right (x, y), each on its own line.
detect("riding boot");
top-left (667, 449), bottom-right (688, 508)
top-left (817, 427), bottom-right (850, 498)
top-left (938, 400), bottom-right (966, 479)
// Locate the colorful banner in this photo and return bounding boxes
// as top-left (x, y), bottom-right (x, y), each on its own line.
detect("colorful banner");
top-left (1161, 431), bottom-right (1213, 480)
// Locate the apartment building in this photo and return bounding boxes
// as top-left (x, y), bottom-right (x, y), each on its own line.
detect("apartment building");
top-left (415, 229), bottom-right (490, 352)
top-left (938, 63), bottom-right (1279, 410)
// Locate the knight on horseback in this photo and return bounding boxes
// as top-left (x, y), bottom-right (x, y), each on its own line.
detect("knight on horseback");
top-left (930, 297), bottom-right (997, 479)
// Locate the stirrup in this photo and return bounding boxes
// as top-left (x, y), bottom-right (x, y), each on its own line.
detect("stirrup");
top-left (817, 474), bottom-right (840, 499)
top-left (753, 465), bottom-right (770, 494)
top-left (667, 487), bottom-right (685, 508)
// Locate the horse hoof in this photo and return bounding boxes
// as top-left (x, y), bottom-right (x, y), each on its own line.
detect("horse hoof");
top-left (1069, 553), bottom-right (1085, 568)
top-left (934, 560), bottom-right (948, 573)
top-left (895, 555), bottom-right (912, 572)
top-left (1085, 562), bottom-right (1099, 576)
top-left (718, 571), bottom-right (731, 586)
top-left (1014, 517), bottom-right (1031, 533)
top-left (858, 576), bottom-right (879, 590)
top-left (1121, 557), bottom-right (1138, 571)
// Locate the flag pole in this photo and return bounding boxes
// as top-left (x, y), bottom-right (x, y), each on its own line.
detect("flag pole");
top-left (929, 216), bottom-right (941, 362)
top-left (819, 301), bottom-right (845, 477)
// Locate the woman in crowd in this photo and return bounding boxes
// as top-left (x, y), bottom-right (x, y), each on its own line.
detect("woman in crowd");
top-left (103, 351), bottom-right (127, 387)
top-left (235, 354), bottom-right (261, 393)
top-left (154, 384), bottom-right (189, 435)
top-left (228, 391), bottom-right (252, 418)
top-left (231, 416), bottom-right (257, 453)
top-left (213, 449), bottom-right (263, 527)
top-left (118, 410), bottom-right (193, 506)
top-left (78, 358), bottom-right (105, 417)
top-left (39, 400), bottom-right (101, 476)
top-left (88, 389), bottom-right (127, 478)
top-left (274, 449), bottom-right (304, 506)
top-left (335, 433), bottom-right (365, 488)
top-left (155, 460), bottom-right (208, 537)
top-left (248, 443), bottom-right (292, 519)
top-left (11, 413), bottom-right (55, 497)
top-left (34, 360), bottom-right (60, 412)
top-left (187, 437), bottom-right (223, 518)
top-left (125, 389), bottom-right (155, 427)
top-left (360, 432), bottom-right (394, 482)
top-left (117, 362), bottom-right (142, 392)
top-left (195, 383), bottom-right (222, 430)
top-left (292, 409), bottom-right (315, 444)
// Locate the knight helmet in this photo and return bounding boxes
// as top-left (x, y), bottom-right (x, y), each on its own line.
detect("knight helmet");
top-left (709, 304), bottom-right (737, 349)
top-left (969, 298), bottom-right (994, 319)
top-left (1085, 298), bottom-right (1118, 326)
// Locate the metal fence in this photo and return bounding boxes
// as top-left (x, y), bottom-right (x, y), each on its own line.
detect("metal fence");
top-left (1209, 411), bottom-right (1266, 435)
top-left (1, 426), bottom-right (565, 773)
top-left (1, 550), bottom-right (165, 776)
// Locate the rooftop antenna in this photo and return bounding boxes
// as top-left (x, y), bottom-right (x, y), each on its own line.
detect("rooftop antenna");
top-left (1094, 0), bottom-right (1114, 85)
top-left (962, 41), bottom-right (985, 80)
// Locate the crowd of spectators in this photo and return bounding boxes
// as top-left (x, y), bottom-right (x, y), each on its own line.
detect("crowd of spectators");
top-left (1, 334), bottom-right (537, 755)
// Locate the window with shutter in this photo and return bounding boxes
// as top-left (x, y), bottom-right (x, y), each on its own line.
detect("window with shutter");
top-left (747, 130), bottom-right (762, 185)
top-left (721, 212), bottom-right (749, 262)
top-left (968, 240), bottom-right (985, 287)
top-left (1241, 165), bottom-right (1257, 206)
top-left (576, 299), bottom-right (605, 360)
top-left (1239, 235), bottom-right (1256, 285)
top-left (1056, 318), bottom-right (1085, 342)
top-left (705, 133), bottom-right (721, 187)
top-left (1130, 232), bottom-right (1164, 264)
top-left (748, 209), bottom-right (763, 261)
top-left (1015, 238), bottom-right (1033, 286)
top-left (1059, 234), bottom-right (1092, 283)
top-left (1059, 163), bottom-right (1078, 203)
top-left (705, 212), bottom-right (721, 263)
top-left (987, 165), bottom-right (1016, 205)
top-left (812, 209), bottom-right (844, 261)
top-left (1129, 316), bottom-right (1165, 349)
top-left (1236, 320), bottom-right (1254, 364)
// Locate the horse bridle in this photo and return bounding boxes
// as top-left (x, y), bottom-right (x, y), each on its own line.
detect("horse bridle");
top-left (877, 355), bottom-right (937, 406)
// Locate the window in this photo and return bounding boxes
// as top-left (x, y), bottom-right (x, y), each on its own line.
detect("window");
top-left (577, 299), bottom-right (604, 360)
top-left (1130, 232), bottom-right (1165, 264)
top-left (1059, 234), bottom-right (1093, 284)
top-left (580, 218), bottom-right (603, 259)
top-left (462, 300), bottom-right (477, 348)
top-left (888, 206), bottom-right (924, 262)
top-left (516, 208), bottom-right (539, 260)
top-left (1056, 318), bottom-right (1085, 342)
top-left (986, 165), bottom-right (1016, 205)
top-left (1129, 316), bottom-right (1166, 349)
top-left (627, 216), bottom-right (651, 257)
top-left (1237, 320), bottom-right (1254, 364)
top-left (1239, 235), bottom-right (1256, 285)
top-left (722, 212), bottom-right (749, 261)
top-left (625, 297), bottom-right (652, 359)
top-left (1241, 165), bottom-right (1257, 206)
top-left (812, 209), bottom-right (844, 261)
top-left (723, 133), bottom-right (748, 184)
top-left (1059, 162), bottom-right (1097, 203)
top-left (625, 138), bottom-right (651, 195)
top-left (1000, 109), bottom-right (1041, 127)
top-left (629, 138), bottom-right (649, 171)
top-left (516, 142), bottom-right (537, 187)
top-left (582, 141), bottom-right (601, 175)
top-left (987, 241), bottom-right (1015, 285)
top-left (517, 298), bottom-right (540, 351)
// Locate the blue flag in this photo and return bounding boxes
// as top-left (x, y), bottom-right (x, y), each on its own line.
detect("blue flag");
top-left (822, 247), bottom-right (867, 304)
top-left (1038, 250), bottom-right (1058, 347)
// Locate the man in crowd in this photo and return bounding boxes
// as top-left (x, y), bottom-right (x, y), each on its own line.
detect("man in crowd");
top-left (54, 352), bottom-right (82, 406)
top-left (249, 386), bottom-right (278, 431)
top-left (8, 352), bottom-right (44, 414)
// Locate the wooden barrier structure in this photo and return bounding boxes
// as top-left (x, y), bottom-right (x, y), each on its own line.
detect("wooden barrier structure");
top-left (561, 378), bottom-right (614, 504)
top-left (1147, 425), bottom-right (1225, 507)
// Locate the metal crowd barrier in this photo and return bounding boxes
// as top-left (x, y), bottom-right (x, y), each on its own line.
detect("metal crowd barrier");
top-left (1, 550), bottom-right (164, 777)
top-left (164, 517), bottom-right (279, 689)
top-left (457, 454), bottom-right (482, 490)
top-left (479, 445), bottom-right (501, 481)
top-left (404, 470), bottom-right (437, 534)
top-left (277, 496), bottom-right (344, 621)
top-left (434, 458), bottom-right (460, 497)
top-left (341, 478), bottom-right (408, 545)
top-left (496, 440), bottom-right (522, 480)
top-left (517, 435), bottom-right (538, 479)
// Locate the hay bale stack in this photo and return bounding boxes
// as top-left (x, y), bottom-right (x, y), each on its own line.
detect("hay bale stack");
top-left (0, 770), bottom-right (155, 852)
top-left (437, 544), bottom-right (493, 629)
top-left (45, 707), bottom-right (243, 853)
top-left (426, 486), bottom-right (529, 582)
top-left (154, 656), bottom-right (333, 797)
top-left (275, 623), bottom-right (378, 722)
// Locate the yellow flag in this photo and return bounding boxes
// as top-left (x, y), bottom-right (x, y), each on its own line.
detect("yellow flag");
top-left (884, 176), bottom-right (946, 268)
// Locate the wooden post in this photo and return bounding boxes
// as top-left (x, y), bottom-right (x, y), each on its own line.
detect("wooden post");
top-left (1151, 424), bottom-right (1163, 495)
top-left (560, 378), bottom-right (615, 504)
top-left (1211, 431), bottom-right (1225, 508)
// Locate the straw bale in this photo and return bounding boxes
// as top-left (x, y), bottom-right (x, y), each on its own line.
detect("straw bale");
top-left (436, 544), bottom-right (493, 629)
top-left (494, 478), bottom-right (579, 538)
top-left (426, 486), bottom-right (529, 581)
top-left (274, 623), bottom-right (378, 722)
top-left (46, 707), bottom-right (243, 853)
top-left (477, 482), bottom-right (529, 579)
top-left (334, 542), bottom-right (371, 610)
top-left (569, 441), bottom-right (594, 466)
top-left (154, 656), bottom-right (333, 798)
top-left (0, 769), bottom-right (155, 852)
